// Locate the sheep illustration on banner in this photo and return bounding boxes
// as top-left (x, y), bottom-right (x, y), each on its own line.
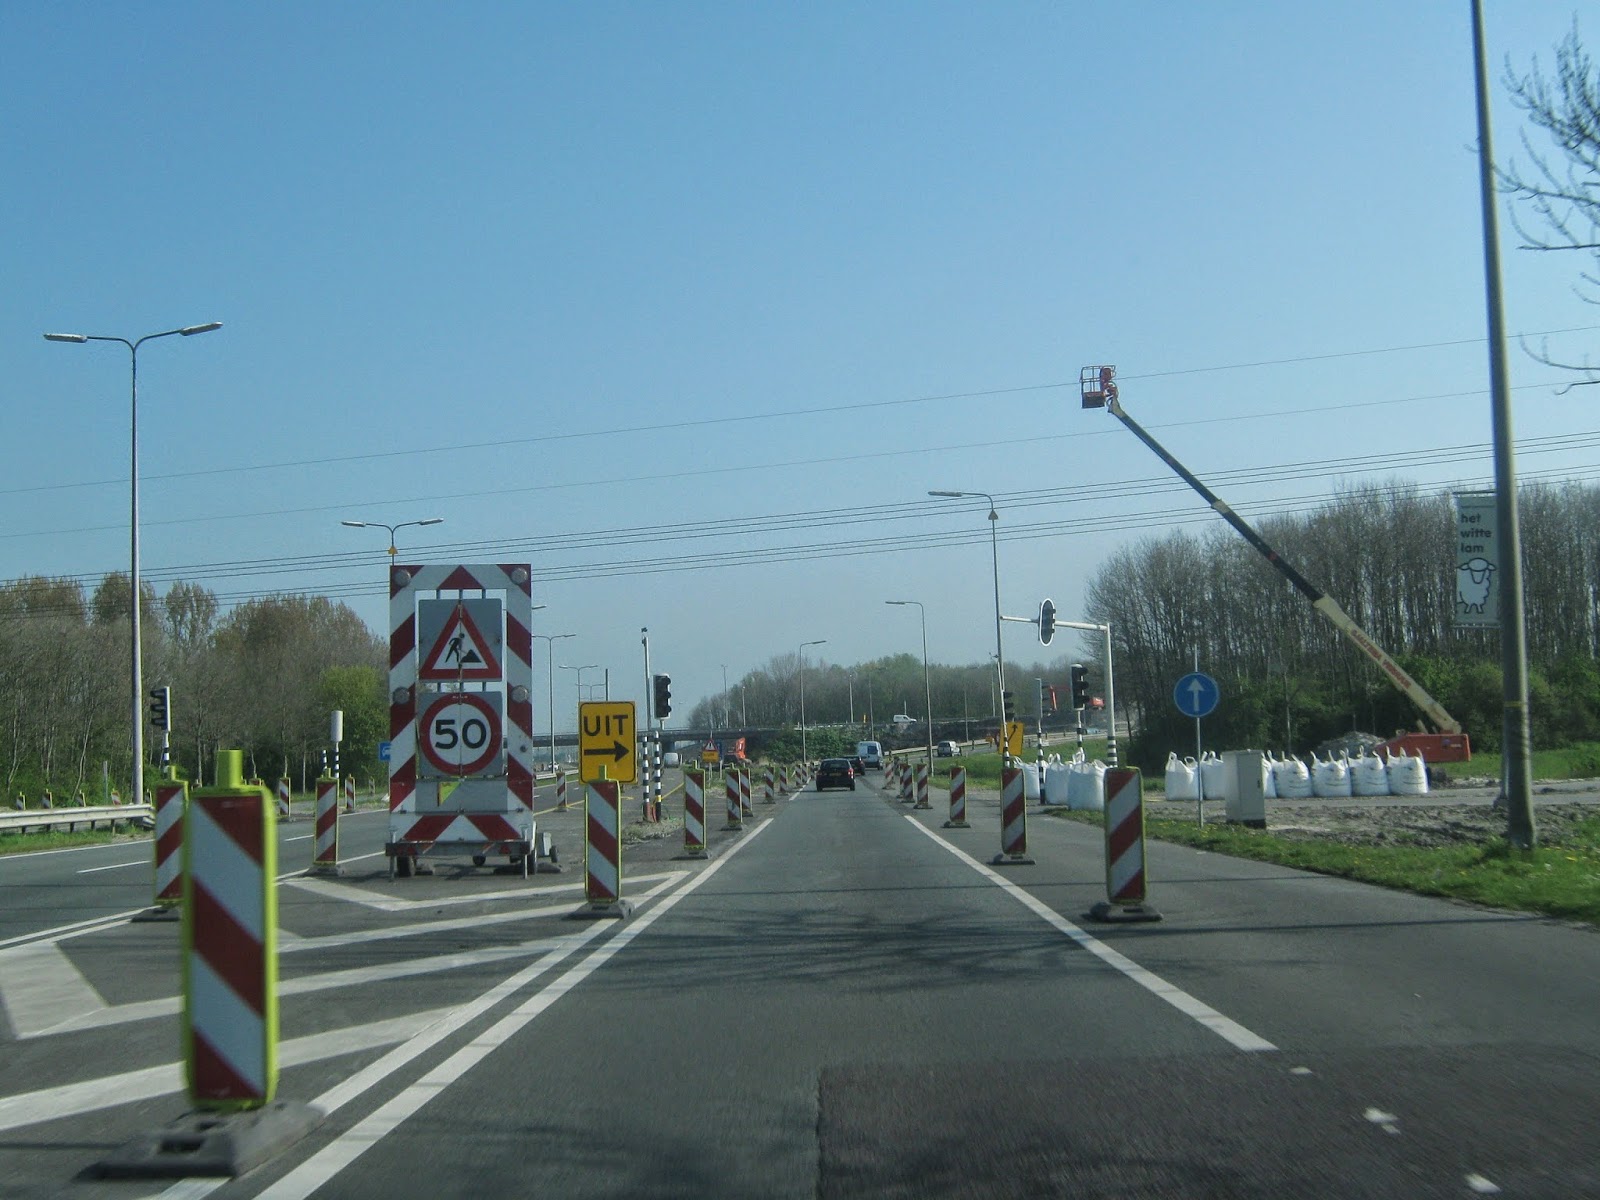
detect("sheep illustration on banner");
top-left (1453, 491), bottom-right (1498, 629)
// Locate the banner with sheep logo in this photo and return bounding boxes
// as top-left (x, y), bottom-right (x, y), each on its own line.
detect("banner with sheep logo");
top-left (1454, 491), bottom-right (1498, 629)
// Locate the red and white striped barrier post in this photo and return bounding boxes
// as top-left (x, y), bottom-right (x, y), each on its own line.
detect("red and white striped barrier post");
top-left (556, 768), bottom-right (569, 812)
top-left (724, 769), bottom-right (744, 831)
top-left (915, 762), bottom-right (931, 809)
top-left (943, 766), bottom-right (969, 828)
top-left (680, 770), bottom-right (709, 860)
top-left (992, 766), bottom-right (1034, 865)
top-left (899, 764), bottom-right (914, 802)
top-left (182, 750), bottom-right (279, 1108)
top-left (311, 777), bottom-right (340, 874)
top-left (137, 777), bottom-right (188, 920)
top-left (763, 764), bottom-right (776, 804)
top-left (1089, 768), bottom-right (1161, 921)
top-left (739, 766), bottom-right (753, 818)
top-left (342, 774), bottom-right (356, 811)
top-left (276, 777), bottom-right (291, 818)
top-left (576, 776), bottom-right (632, 918)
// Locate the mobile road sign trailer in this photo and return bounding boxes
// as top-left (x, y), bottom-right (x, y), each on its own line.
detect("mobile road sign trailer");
top-left (386, 564), bottom-right (542, 877)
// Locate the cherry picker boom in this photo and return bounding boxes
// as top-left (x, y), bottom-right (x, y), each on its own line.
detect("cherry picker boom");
top-left (1080, 365), bottom-right (1469, 762)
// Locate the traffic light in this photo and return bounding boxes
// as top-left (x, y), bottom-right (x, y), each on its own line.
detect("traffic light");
top-left (149, 685), bottom-right (171, 732)
top-left (1039, 598), bottom-right (1056, 646)
top-left (1069, 664), bottom-right (1089, 710)
top-left (652, 673), bottom-right (672, 720)
top-left (1001, 690), bottom-right (1015, 721)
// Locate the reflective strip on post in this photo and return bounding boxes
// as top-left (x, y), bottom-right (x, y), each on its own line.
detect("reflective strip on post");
top-left (312, 778), bottom-right (339, 871)
top-left (182, 751), bottom-right (277, 1110)
top-left (154, 779), bottom-right (188, 906)
top-left (583, 779), bottom-right (622, 907)
top-left (944, 766), bottom-right (968, 828)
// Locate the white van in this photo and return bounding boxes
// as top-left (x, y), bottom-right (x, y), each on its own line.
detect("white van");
top-left (855, 740), bottom-right (883, 770)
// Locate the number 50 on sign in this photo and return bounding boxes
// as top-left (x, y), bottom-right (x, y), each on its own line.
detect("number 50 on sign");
top-left (419, 692), bottom-right (505, 779)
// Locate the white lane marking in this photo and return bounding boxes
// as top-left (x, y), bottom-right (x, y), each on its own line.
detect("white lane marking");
top-left (0, 909), bottom-right (145, 952)
top-left (285, 835), bottom-right (313, 843)
top-left (1290, 1066), bottom-right (1314, 1075)
top-left (285, 869), bottom-right (683, 912)
top-left (1363, 1106), bottom-right (1402, 1136)
top-left (1465, 1173), bottom-right (1502, 1194)
top-left (251, 820), bottom-right (774, 1200)
top-left (0, 942), bottom-right (107, 1038)
top-left (0, 1008), bottom-right (452, 1134)
top-left (0, 837), bottom-right (151, 863)
top-left (75, 859), bottom-right (147, 874)
top-left (904, 815), bottom-right (1277, 1053)
top-left (36, 873), bottom-right (690, 1039)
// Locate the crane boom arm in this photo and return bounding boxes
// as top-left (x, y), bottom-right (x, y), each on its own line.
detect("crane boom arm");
top-left (1105, 394), bottom-right (1462, 735)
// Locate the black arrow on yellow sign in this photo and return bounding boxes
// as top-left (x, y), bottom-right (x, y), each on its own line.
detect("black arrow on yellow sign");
top-left (583, 741), bottom-right (630, 762)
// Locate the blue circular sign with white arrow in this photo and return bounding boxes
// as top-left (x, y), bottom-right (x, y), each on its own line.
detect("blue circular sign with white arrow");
top-left (1174, 671), bottom-right (1220, 719)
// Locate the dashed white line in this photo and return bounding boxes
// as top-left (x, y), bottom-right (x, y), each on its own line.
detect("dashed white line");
top-left (75, 859), bottom-right (147, 874)
top-left (1465, 1173), bottom-right (1502, 1194)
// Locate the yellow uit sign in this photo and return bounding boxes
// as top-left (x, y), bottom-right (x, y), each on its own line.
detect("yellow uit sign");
top-left (579, 701), bottom-right (637, 783)
top-left (1004, 721), bottom-right (1025, 758)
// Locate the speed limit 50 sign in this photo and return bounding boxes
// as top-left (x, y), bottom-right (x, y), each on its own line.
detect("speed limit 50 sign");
top-left (419, 692), bottom-right (505, 780)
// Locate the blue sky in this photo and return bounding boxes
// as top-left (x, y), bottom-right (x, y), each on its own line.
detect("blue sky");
top-left (4, 2), bottom-right (1595, 727)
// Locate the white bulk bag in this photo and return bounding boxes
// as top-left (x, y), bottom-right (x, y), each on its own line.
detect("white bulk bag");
top-left (1274, 755), bottom-right (1313, 798)
top-left (1165, 753), bottom-right (1199, 801)
top-left (1042, 758), bottom-right (1072, 806)
top-left (1263, 753), bottom-right (1279, 799)
top-left (1067, 757), bottom-right (1107, 811)
top-left (1350, 753), bottom-right (1390, 797)
top-left (1021, 761), bottom-right (1041, 801)
top-left (1199, 751), bottom-right (1229, 800)
top-left (1311, 752), bottom-right (1353, 798)
top-left (1387, 750), bottom-right (1429, 797)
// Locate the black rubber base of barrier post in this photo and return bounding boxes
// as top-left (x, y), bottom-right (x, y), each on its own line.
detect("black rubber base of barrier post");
top-left (96, 1101), bottom-right (324, 1178)
top-left (990, 852), bottom-right (1036, 866)
top-left (130, 906), bottom-right (181, 924)
top-left (569, 899), bottom-right (635, 921)
top-left (1085, 900), bottom-right (1164, 923)
top-left (941, 819), bottom-right (970, 829)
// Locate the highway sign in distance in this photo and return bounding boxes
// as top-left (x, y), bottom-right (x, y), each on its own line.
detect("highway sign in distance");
top-left (1174, 672), bottom-right (1220, 719)
top-left (580, 701), bottom-right (637, 783)
top-left (419, 692), bottom-right (505, 779)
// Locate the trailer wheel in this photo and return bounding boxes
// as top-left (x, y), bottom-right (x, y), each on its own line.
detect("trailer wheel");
top-left (396, 855), bottom-right (414, 878)
top-left (471, 854), bottom-right (487, 867)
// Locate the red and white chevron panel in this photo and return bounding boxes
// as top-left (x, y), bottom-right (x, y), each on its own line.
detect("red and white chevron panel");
top-left (739, 766), bottom-right (753, 818)
top-left (388, 564), bottom-right (535, 860)
top-left (763, 765), bottom-right (775, 805)
top-left (945, 766), bottom-right (969, 828)
top-left (900, 765), bottom-right (913, 802)
top-left (343, 775), bottom-right (355, 809)
top-left (152, 780), bottom-right (187, 907)
top-left (312, 779), bottom-right (339, 871)
top-left (724, 770), bottom-right (743, 830)
top-left (683, 770), bottom-right (708, 858)
top-left (556, 768), bottom-right (569, 812)
top-left (184, 789), bottom-right (275, 1107)
top-left (998, 767), bottom-right (1029, 860)
top-left (276, 778), bottom-right (291, 816)
top-left (1103, 768), bottom-right (1147, 905)
top-left (585, 780), bottom-right (622, 905)
top-left (915, 762), bottom-right (930, 809)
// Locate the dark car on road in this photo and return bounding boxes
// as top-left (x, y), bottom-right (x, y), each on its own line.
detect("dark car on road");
top-left (815, 758), bottom-right (856, 791)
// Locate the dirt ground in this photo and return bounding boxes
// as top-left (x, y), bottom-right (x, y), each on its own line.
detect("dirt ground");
top-left (1156, 779), bottom-right (1600, 849)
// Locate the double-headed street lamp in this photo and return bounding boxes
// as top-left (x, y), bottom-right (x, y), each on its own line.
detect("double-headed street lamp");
top-left (533, 633), bottom-right (576, 765)
top-left (44, 321), bottom-right (222, 806)
top-left (886, 601), bottom-right (936, 773)
top-left (340, 517), bottom-right (444, 557)
top-left (930, 489), bottom-right (1008, 763)
top-left (560, 663), bottom-right (600, 705)
top-left (797, 639), bottom-right (827, 763)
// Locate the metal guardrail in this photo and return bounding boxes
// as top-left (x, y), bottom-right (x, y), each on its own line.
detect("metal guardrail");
top-left (0, 804), bottom-right (153, 835)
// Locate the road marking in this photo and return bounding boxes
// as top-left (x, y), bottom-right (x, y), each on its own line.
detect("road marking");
top-left (904, 815), bottom-right (1277, 1053)
top-left (284, 834), bottom-right (312, 843)
top-left (0, 943), bottom-right (107, 1038)
top-left (26, 874), bottom-right (691, 1039)
top-left (285, 869), bottom-right (683, 912)
top-left (76, 859), bottom-right (146, 874)
top-left (0, 1008), bottom-right (452, 1134)
top-left (0, 909), bottom-right (145, 952)
top-left (1363, 1106), bottom-right (1402, 1135)
top-left (1465, 1173), bottom-right (1501, 1194)
top-left (250, 819), bottom-right (774, 1200)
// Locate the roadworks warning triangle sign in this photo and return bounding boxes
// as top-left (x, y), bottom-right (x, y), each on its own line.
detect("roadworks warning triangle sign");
top-left (419, 604), bottom-right (502, 681)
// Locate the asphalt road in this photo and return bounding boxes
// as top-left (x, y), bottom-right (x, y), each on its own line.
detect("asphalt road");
top-left (1, 772), bottom-right (1596, 1198)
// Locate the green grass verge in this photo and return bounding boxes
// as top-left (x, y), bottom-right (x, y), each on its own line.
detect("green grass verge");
top-left (0, 827), bottom-right (142, 856)
top-left (1048, 809), bottom-right (1600, 926)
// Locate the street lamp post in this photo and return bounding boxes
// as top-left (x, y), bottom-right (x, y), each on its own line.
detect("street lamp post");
top-left (45, 321), bottom-right (222, 809)
top-left (340, 517), bottom-right (444, 557)
top-left (886, 601), bottom-right (936, 774)
top-left (560, 664), bottom-right (599, 707)
top-left (930, 490), bottom-right (1008, 764)
top-left (533, 634), bottom-right (575, 765)
top-left (798, 639), bottom-right (827, 763)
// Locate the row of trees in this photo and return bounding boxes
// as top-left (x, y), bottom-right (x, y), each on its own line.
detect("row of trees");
top-left (0, 574), bottom-right (386, 803)
top-left (1084, 482), bottom-right (1600, 768)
